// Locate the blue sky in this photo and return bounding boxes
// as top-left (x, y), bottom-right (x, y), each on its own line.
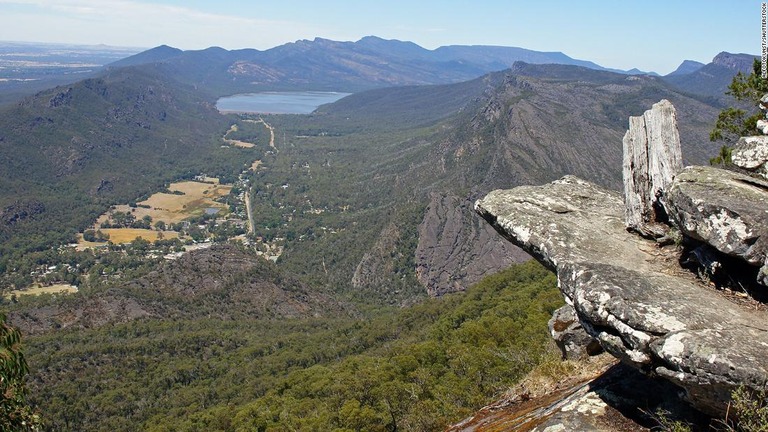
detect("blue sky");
top-left (0, 0), bottom-right (760, 74)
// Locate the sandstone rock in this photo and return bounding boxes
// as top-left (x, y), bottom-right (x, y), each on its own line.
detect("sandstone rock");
top-left (622, 99), bottom-right (683, 237)
top-left (755, 119), bottom-right (768, 136)
top-left (548, 304), bottom-right (601, 360)
top-left (732, 135), bottom-right (768, 179)
top-left (665, 165), bottom-right (768, 286)
top-left (476, 176), bottom-right (768, 415)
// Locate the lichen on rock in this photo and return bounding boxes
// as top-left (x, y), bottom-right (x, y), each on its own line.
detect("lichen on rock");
top-left (476, 175), bottom-right (768, 416)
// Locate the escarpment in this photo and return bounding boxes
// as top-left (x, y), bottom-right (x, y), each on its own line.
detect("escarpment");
top-left (475, 99), bottom-right (768, 418)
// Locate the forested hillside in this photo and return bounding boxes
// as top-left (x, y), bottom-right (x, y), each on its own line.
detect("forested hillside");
top-left (17, 259), bottom-right (560, 431)
top-left (0, 64), bottom-right (253, 273)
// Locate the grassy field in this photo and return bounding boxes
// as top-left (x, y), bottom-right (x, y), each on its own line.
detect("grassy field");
top-left (230, 140), bottom-right (256, 148)
top-left (7, 283), bottom-right (78, 298)
top-left (223, 123), bottom-right (257, 148)
top-left (77, 229), bottom-right (179, 248)
top-left (97, 180), bottom-right (232, 227)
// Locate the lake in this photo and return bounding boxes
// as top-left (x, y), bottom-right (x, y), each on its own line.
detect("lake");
top-left (216, 91), bottom-right (351, 114)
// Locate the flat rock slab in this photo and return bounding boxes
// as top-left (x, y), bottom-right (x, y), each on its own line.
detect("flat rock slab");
top-left (476, 176), bottom-right (768, 415)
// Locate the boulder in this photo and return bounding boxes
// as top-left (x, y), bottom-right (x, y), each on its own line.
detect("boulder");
top-left (731, 135), bottom-right (768, 179)
top-left (665, 165), bottom-right (768, 286)
top-left (548, 304), bottom-right (602, 360)
top-left (622, 99), bottom-right (683, 237)
top-left (475, 176), bottom-right (768, 415)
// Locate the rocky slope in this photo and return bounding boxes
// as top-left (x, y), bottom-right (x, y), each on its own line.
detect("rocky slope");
top-left (377, 64), bottom-right (722, 296)
top-left (414, 192), bottom-right (529, 296)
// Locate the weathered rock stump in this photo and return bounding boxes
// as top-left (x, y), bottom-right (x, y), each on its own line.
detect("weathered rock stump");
top-left (623, 99), bottom-right (683, 238)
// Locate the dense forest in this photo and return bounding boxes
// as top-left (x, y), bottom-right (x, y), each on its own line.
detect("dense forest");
top-left (19, 260), bottom-right (561, 431)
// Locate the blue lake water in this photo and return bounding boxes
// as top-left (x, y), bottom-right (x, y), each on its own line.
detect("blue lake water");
top-left (216, 91), bottom-right (351, 114)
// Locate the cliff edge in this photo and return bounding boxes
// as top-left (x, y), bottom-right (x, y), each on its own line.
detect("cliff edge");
top-left (475, 100), bottom-right (768, 420)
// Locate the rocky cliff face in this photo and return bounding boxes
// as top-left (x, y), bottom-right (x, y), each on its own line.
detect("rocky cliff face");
top-left (475, 100), bottom-right (768, 418)
top-left (414, 193), bottom-right (529, 296)
top-left (402, 65), bottom-right (721, 297)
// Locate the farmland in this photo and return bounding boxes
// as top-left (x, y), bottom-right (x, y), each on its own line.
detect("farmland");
top-left (6, 283), bottom-right (78, 298)
top-left (100, 179), bottom-right (233, 226)
top-left (77, 228), bottom-right (180, 248)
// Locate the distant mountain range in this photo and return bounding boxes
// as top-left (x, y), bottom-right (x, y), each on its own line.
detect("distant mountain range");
top-left (0, 37), bottom-right (756, 105)
top-left (663, 52), bottom-right (757, 98)
top-left (107, 36), bottom-right (658, 95)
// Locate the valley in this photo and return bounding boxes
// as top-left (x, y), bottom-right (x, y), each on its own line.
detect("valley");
top-left (0, 35), bottom-right (758, 431)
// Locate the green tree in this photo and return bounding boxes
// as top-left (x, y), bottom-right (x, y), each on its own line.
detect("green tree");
top-left (82, 229), bottom-right (97, 242)
top-left (710, 59), bottom-right (768, 165)
top-left (0, 314), bottom-right (40, 431)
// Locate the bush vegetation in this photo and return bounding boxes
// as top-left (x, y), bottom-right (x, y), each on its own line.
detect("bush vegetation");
top-left (20, 260), bottom-right (561, 431)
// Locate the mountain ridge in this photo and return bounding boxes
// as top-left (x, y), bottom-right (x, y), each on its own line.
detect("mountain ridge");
top-left (106, 36), bottom-right (658, 96)
top-left (662, 51), bottom-right (757, 98)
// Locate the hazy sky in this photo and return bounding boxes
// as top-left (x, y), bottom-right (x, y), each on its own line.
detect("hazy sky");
top-left (0, 0), bottom-right (761, 74)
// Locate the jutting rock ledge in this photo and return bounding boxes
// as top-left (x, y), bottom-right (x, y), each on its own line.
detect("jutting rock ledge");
top-left (475, 100), bottom-right (768, 417)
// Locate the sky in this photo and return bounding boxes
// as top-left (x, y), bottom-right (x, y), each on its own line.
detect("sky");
top-left (0, 0), bottom-right (761, 75)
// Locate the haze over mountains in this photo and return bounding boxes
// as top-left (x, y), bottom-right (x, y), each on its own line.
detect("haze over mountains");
top-left (107, 36), bottom-right (662, 95)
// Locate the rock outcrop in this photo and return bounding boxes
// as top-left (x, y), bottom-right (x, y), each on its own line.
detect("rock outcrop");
top-left (732, 135), bottom-right (768, 179)
top-left (448, 357), bottom-right (711, 432)
top-left (623, 99), bottom-right (683, 237)
top-left (548, 304), bottom-right (602, 360)
top-left (475, 175), bottom-right (768, 416)
top-left (737, 93), bottom-right (768, 177)
top-left (665, 165), bottom-right (768, 286)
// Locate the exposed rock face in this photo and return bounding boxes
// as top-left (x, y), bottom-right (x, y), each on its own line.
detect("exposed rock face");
top-left (415, 193), bottom-right (528, 296)
top-left (548, 304), bottom-right (602, 360)
top-left (665, 165), bottom-right (768, 285)
top-left (475, 176), bottom-right (768, 415)
top-left (352, 222), bottom-right (402, 290)
top-left (623, 99), bottom-right (683, 237)
top-left (732, 135), bottom-right (768, 179)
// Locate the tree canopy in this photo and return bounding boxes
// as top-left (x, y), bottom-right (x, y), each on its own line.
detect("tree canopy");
top-left (710, 59), bottom-right (768, 164)
top-left (0, 314), bottom-right (40, 431)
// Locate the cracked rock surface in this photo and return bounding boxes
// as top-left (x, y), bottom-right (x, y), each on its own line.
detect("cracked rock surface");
top-left (665, 165), bottom-right (768, 286)
top-left (548, 304), bottom-right (602, 360)
top-left (732, 135), bottom-right (768, 179)
top-left (476, 176), bottom-right (768, 415)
